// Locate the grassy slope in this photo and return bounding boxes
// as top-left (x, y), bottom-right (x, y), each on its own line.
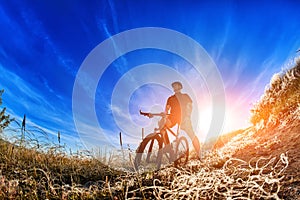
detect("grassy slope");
top-left (0, 139), bottom-right (122, 199)
top-left (0, 59), bottom-right (299, 199)
top-left (218, 59), bottom-right (300, 198)
top-left (150, 60), bottom-right (300, 199)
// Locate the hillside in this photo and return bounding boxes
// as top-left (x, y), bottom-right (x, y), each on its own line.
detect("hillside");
top-left (232, 119), bottom-right (300, 198)
top-left (232, 59), bottom-right (300, 198)
top-left (131, 59), bottom-right (300, 199)
top-left (0, 60), bottom-right (298, 199)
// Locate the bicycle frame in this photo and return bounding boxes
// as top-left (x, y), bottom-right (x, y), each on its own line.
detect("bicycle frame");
top-left (160, 125), bottom-right (180, 145)
top-left (135, 110), bottom-right (189, 170)
top-left (140, 110), bottom-right (182, 154)
top-left (140, 110), bottom-right (180, 142)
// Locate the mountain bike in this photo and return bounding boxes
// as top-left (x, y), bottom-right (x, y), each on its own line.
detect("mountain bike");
top-left (134, 110), bottom-right (189, 170)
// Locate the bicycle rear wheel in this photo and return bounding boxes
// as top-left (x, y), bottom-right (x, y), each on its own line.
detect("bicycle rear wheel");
top-left (134, 133), bottom-right (163, 171)
top-left (174, 136), bottom-right (189, 167)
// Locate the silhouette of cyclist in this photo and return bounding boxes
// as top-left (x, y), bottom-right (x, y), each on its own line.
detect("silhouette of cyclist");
top-left (153, 81), bottom-right (201, 159)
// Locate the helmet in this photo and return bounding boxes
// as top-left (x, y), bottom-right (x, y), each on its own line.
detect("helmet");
top-left (171, 81), bottom-right (183, 89)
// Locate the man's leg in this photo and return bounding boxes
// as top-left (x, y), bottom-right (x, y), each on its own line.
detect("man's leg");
top-left (191, 135), bottom-right (201, 159)
top-left (182, 120), bottom-right (201, 159)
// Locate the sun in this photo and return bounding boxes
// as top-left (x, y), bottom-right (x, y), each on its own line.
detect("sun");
top-left (194, 104), bottom-right (250, 142)
top-left (194, 107), bottom-right (212, 140)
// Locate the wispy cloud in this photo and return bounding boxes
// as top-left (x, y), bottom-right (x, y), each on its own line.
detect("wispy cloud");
top-left (211, 18), bottom-right (232, 62)
top-left (73, 118), bottom-right (121, 148)
top-left (0, 64), bottom-right (80, 147)
top-left (95, 0), bottom-right (129, 75)
top-left (1, 2), bottom-right (77, 78)
top-left (0, 3), bottom-right (84, 149)
top-left (0, 65), bottom-right (53, 111)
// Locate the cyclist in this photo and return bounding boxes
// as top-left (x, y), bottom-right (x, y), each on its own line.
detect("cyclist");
top-left (150, 81), bottom-right (201, 159)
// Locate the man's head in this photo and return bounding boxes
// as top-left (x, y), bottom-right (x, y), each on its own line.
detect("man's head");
top-left (171, 81), bottom-right (183, 93)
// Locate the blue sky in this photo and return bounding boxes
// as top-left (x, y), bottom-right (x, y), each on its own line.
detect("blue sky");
top-left (0, 0), bottom-right (300, 151)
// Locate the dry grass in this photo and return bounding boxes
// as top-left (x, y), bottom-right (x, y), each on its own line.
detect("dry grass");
top-left (0, 137), bottom-right (122, 199)
top-left (0, 90), bottom-right (12, 133)
top-left (250, 57), bottom-right (300, 128)
top-left (0, 58), bottom-right (299, 199)
top-left (0, 118), bottom-right (296, 200)
top-left (152, 154), bottom-right (288, 199)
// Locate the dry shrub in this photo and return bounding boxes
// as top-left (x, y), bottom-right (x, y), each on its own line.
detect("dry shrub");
top-left (0, 90), bottom-right (12, 133)
top-left (250, 59), bottom-right (300, 128)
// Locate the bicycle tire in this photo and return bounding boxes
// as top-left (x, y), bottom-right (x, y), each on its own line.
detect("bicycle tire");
top-left (174, 136), bottom-right (189, 167)
top-left (134, 133), bottom-right (163, 170)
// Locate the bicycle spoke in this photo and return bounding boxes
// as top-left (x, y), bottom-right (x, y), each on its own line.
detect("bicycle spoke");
top-left (134, 133), bottom-right (163, 170)
top-left (174, 136), bottom-right (189, 167)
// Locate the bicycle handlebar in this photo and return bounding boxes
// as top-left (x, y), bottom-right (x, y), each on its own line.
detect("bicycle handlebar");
top-left (139, 110), bottom-right (168, 118)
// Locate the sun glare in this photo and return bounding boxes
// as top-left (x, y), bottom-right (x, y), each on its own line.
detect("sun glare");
top-left (196, 107), bottom-right (212, 140)
top-left (195, 103), bottom-right (251, 142)
top-left (223, 110), bottom-right (239, 134)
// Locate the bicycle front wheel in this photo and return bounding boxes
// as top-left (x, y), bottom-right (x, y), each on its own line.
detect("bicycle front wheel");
top-left (134, 133), bottom-right (163, 171)
top-left (174, 136), bottom-right (189, 167)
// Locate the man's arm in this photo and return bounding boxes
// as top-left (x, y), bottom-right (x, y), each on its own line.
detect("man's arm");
top-left (165, 96), bottom-right (172, 115)
top-left (165, 104), bottom-right (171, 114)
